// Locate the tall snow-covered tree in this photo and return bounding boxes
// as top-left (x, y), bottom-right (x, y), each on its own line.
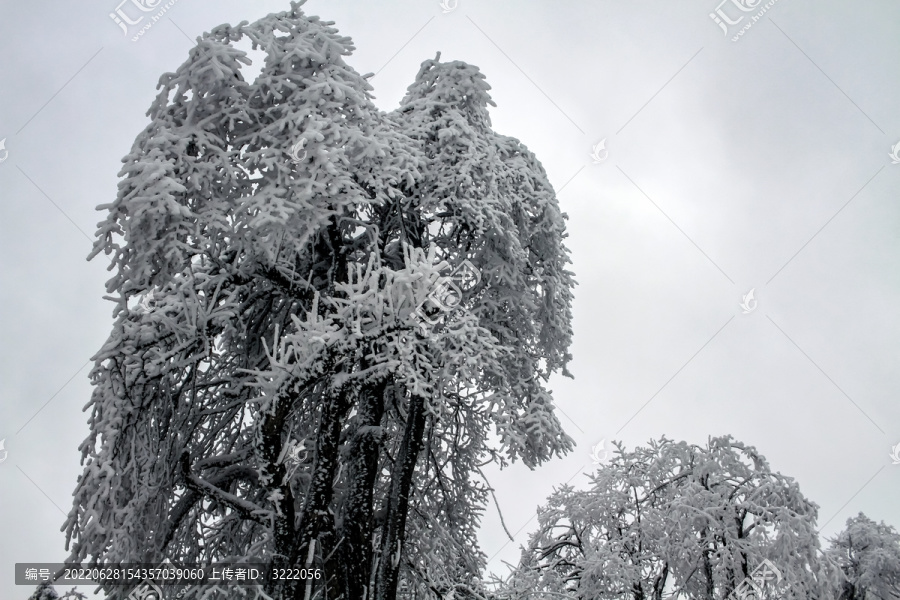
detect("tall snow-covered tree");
top-left (64, 2), bottom-right (574, 600)
top-left (827, 513), bottom-right (900, 600)
top-left (499, 436), bottom-right (839, 600)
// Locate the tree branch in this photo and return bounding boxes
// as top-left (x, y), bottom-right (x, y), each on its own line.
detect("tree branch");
top-left (180, 451), bottom-right (269, 525)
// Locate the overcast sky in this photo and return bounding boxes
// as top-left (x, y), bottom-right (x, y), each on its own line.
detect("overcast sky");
top-left (1, 0), bottom-right (898, 597)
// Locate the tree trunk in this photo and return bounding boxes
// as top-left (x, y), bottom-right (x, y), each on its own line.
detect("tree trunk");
top-left (652, 562), bottom-right (668, 600)
top-left (260, 389), bottom-right (297, 598)
top-left (339, 377), bottom-right (388, 600)
top-left (632, 581), bottom-right (645, 600)
top-left (288, 389), bottom-right (352, 600)
top-left (703, 548), bottom-right (715, 600)
top-left (278, 215), bottom-right (350, 599)
top-left (374, 391), bottom-right (427, 600)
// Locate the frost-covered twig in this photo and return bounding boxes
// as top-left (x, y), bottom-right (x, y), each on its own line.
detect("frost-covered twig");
top-left (180, 451), bottom-right (270, 524)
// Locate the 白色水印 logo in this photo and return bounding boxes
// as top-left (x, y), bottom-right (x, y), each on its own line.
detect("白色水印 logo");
top-left (290, 139), bottom-right (308, 164)
top-left (110, 0), bottom-right (181, 41)
top-left (590, 439), bottom-right (612, 465)
top-left (710, 0), bottom-right (782, 42)
top-left (410, 260), bottom-right (481, 335)
top-left (590, 139), bottom-right (609, 164)
top-left (889, 141), bottom-right (900, 164)
top-left (740, 288), bottom-right (757, 314)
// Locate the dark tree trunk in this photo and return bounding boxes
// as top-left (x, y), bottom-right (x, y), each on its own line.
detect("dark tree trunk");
top-left (374, 392), bottom-right (427, 600)
top-left (703, 548), bottom-right (715, 600)
top-left (339, 377), bottom-right (388, 600)
top-left (632, 581), bottom-right (645, 600)
top-left (260, 389), bottom-right (298, 599)
top-left (270, 215), bottom-right (350, 599)
top-left (652, 562), bottom-right (668, 600)
top-left (290, 390), bottom-right (353, 600)
top-left (839, 580), bottom-right (856, 600)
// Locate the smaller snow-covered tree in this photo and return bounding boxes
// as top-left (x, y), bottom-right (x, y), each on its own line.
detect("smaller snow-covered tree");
top-left (500, 436), bottom-right (839, 600)
top-left (26, 583), bottom-right (86, 600)
top-left (27, 583), bottom-right (58, 600)
top-left (827, 513), bottom-right (900, 600)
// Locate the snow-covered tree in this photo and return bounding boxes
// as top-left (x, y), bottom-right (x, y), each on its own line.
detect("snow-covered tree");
top-left (827, 513), bottom-right (900, 600)
top-left (26, 583), bottom-right (85, 600)
top-left (499, 436), bottom-right (839, 600)
top-left (27, 582), bottom-right (59, 600)
top-left (64, 2), bottom-right (574, 600)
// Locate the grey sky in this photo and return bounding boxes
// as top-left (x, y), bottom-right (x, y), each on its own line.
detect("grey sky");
top-left (1, 1), bottom-right (898, 597)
